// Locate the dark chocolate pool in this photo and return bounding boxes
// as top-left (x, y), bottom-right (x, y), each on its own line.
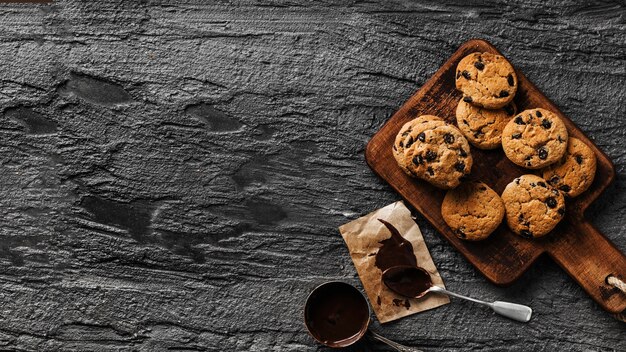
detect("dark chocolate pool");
top-left (304, 282), bottom-right (370, 348)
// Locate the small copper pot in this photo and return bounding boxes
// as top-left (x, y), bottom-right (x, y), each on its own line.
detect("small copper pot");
top-left (303, 281), bottom-right (371, 348)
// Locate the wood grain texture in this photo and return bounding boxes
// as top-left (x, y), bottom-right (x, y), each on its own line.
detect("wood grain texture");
top-left (366, 39), bottom-right (626, 314)
top-left (0, 0), bottom-right (624, 351)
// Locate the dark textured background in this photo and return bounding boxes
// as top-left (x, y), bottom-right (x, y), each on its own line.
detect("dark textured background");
top-left (0, 1), bottom-right (624, 351)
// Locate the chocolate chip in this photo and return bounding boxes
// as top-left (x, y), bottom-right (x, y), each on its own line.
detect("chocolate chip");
top-left (541, 119), bottom-right (551, 129)
top-left (427, 166), bottom-right (434, 176)
top-left (558, 136), bottom-right (564, 143)
top-left (444, 133), bottom-right (455, 144)
top-left (454, 161), bottom-right (465, 172)
top-left (463, 96), bottom-right (473, 103)
top-left (515, 178), bottom-right (520, 184)
top-left (456, 229), bottom-right (466, 239)
top-left (536, 110), bottom-right (543, 118)
top-left (462, 70), bottom-right (471, 79)
top-left (530, 182), bottom-right (536, 187)
top-left (546, 197), bottom-right (557, 208)
top-left (459, 149), bottom-right (467, 157)
top-left (413, 155), bottom-right (423, 165)
top-left (520, 230), bottom-right (533, 239)
top-left (538, 147), bottom-right (548, 160)
top-left (558, 208), bottom-right (565, 216)
top-left (425, 150), bottom-right (437, 161)
top-left (538, 181), bottom-right (547, 188)
top-left (527, 162), bottom-right (532, 168)
top-left (518, 214), bottom-right (524, 222)
top-left (417, 132), bottom-right (425, 142)
top-left (499, 90), bottom-right (509, 98)
top-left (399, 141), bottom-right (404, 148)
top-left (473, 131), bottom-right (483, 138)
top-left (474, 61), bottom-right (484, 70)
top-left (405, 136), bottom-right (414, 148)
top-left (575, 155), bottom-right (583, 164)
top-left (463, 119), bottom-right (469, 125)
top-left (514, 116), bottom-right (525, 125)
top-left (512, 133), bottom-right (522, 139)
top-left (504, 104), bottom-right (515, 116)
top-left (393, 145), bottom-right (397, 151)
top-left (559, 184), bottom-right (571, 192)
top-left (552, 189), bottom-right (559, 195)
top-left (456, 71), bottom-right (461, 79)
top-left (549, 175), bottom-right (560, 184)
top-left (507, 74), bottom-right (514, 86)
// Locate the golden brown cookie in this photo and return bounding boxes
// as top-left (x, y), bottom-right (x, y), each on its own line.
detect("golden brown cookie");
top-left (393, 119), bottom-right (417, 174)
top-left (441, 181), bottom-right (505, 241)
top-left (392, 115), bottom-right (446, 173)
top-left (403, 123), bottom-right (472, 189)
top-left (501, 108), bottom-right (568, 169)
top-left (455, 99), bottom-right (517, 149)
top-left (501, 174), bottom-right (565, 238)
top-left (455, 52), bottom-right (517, 109)
top-left (542, 137), bottom-right (597, 197)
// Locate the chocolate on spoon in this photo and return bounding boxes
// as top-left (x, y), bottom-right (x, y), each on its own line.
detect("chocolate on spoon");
top-left (381, 265), bottom-right (433, 299)
top-left (382, 265), bottom-right (533, 323)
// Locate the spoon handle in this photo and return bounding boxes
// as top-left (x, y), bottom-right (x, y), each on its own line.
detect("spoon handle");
top-left (369, 330), bottom-right (424, 352)
top-left (490, 301), bottom-right (533, 322)
top-left (428, 286), bottom-right (532, 322)
top-left (428, 286), bottom-right (488, 305)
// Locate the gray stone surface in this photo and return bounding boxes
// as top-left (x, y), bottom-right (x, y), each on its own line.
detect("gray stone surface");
top-left (0, 0), bottom-right (624, 351)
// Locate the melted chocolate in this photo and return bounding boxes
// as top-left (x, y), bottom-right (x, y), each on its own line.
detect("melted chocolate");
top-left (382, 266), bottom-right (433, 298)
top-left (392, 298), bottom-right (411, 309)
top-left (375, 219), bottom-right (418, 271)
top-left (304, 282), bottom-right (369, 347)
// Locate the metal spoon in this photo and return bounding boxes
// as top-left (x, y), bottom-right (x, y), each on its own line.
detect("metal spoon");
top-left (382, 265), bottom-right (532, 322)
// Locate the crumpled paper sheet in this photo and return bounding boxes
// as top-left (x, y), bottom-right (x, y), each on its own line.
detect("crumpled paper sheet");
top-left (339, 201), bottom-right (449, 323)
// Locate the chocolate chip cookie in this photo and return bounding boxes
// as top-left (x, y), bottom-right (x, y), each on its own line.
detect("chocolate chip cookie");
top-left (441, 181), bottom-right (505, 241)
top-left (501, 174), bottom-right (565, 238)
top-left (542, 137), bottom-right (597, 197)
top-left (455, 99), bottom-right (516, 149)
top-left (393, 115), bottom-right (446, 173)
top-left (393, 119), bottom-right (418, 173)
top-left (455, 52), bottom-right (517, 109)
top-left (403, 123), bottom-right (473, 189)
top-left (501, 108), bottom-right (568, 169)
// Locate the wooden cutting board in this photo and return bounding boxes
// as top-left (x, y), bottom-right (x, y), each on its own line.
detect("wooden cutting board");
top-left (365, 39), bottom-right (626, 314)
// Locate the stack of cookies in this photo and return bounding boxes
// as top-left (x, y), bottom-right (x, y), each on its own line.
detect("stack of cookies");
top-left (393, 52), bottom-right (597, 241)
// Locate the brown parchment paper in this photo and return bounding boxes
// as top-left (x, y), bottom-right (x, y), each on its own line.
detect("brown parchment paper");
top-left (339, 201), bottom-right (449, 323)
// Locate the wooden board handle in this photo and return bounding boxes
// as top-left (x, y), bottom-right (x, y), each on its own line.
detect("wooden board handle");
top-left (548, 220), bottom-right (626, 314)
